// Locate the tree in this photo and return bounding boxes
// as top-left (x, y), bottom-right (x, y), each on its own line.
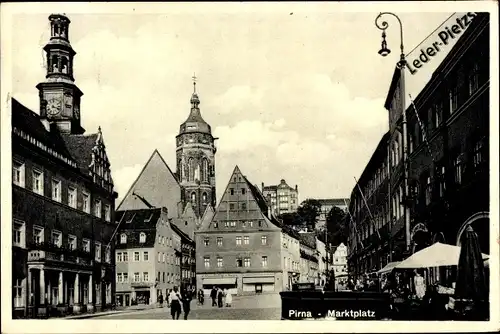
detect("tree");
top-left (278, 212), bottom-right (304, 228)
top-left (297, 199), bottom-right (322, 230)
top-left (325, 206), bottom-right (348, 247)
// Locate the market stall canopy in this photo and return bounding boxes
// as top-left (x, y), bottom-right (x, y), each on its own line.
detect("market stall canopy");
top-left (377, 261), bottom-right (401, 274)
top-left (395, 242), bottom-right (489, 269)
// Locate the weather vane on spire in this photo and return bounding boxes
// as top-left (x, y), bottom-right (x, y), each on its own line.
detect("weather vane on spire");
top-left (192, 72), bottom-right (197, 93)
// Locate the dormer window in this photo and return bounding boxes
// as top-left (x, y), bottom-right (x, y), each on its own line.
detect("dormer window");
top-left (139, 232), bottom-right (146, 243)
top-left (144, 213), bottom-right (153, 222)
top-left (120, 233), bottom-right (127, 244)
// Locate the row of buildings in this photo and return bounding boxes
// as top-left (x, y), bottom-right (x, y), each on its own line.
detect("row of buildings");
top-left (346, 13), bottom-right (490, 283)
top-left (11, 13), bottom-right (350, 318)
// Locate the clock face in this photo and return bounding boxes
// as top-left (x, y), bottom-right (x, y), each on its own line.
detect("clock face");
top-left (46, 98), bottom-right (61, 116)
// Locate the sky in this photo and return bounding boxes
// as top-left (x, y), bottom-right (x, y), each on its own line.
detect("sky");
top-left (7, 3), bottom-right (477, 204)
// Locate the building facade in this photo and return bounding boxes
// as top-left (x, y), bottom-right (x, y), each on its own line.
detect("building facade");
top-left (347, 13), bottom-right (490, 280)
top-left (261, 179), bottom-right (299, 216)
top-left (170, 224), bottom-right (196, 289)
top-left (196, 166), bottom-right (301, 295)
top-left (12, 14), bottom-right (117, 318)
top-left (298, 232), bottom-right (319, 284)
top-left (314, 198), bottom-right (350, 230)
top-left (176, 81), bottom-right (217, 219)
top-left (331, 243), bottom-right (348, 285)
top-left (114, 208), bottom-right (183, 306)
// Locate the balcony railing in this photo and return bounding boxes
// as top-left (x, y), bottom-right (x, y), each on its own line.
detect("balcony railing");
top-left (27, 250), bottom-right (93, 266)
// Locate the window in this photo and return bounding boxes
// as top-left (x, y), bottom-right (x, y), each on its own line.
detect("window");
top-left (134, 272), bottom-right (140, 282)
top-left (120, 233), bottom-right (127, 244)
top-left (202, 192), bottom-right (208, 203)
top-left (83, 239), bottom-right (90, 253)
top-left (123, 251), bottom-right (128, 262)
top-left (261, 235), bottom-right (267, 245)
top-left (143, 272), bottom-right (149, 282)
top-left (439, 166), bottom-right (446, 197)
top-left (51, 230), bottom-right (62, 247)
top-left (229, 203), bottom-right (235, 210)
top-left (425, 176), bottom-right (432, 205)
top-left (68, 235), bottom-right (77, 250)
top-left (33, 226), bottom-right (44, 244)
top-left (261, 256), bottom-right (268, 267)
top-left (12, 161), bottom-right (25, 187)
top-left (454, 154), bottom-right (464, 185)
top-left (230, 188), bottom-right (234, 195)
top-left (117, 273), bottom-right (123, 283)
top-left (217, 237), bottom-right (223, 246)
top-left (217, 257), bottom-right (223, 267)
top-left (469, 62), bottom-right (480, 95)
top-left (104, 204), bottom-right (111, 222)
top-left (95, 199), bottom-right (102, 218)
top-left (244, 236), bottom-right (250, 245)
top-left (32, 170), bottom-right (44, 195)
top-left (82, 192), bottom-right (90, 213)
top-left (52, 179), bottom-right (61, 202)
top-left (95, 242), bottom-right (101, 261)
top-left (204, 257), bottom-right (210, 268)
top-left (162, 272), bottom-right (165, 283)
top-left (134, 251), bottom-right (140, 262)
top-left (157, 252), bottom-right (161, 262)
top-left (105, 246), bottom-right (111, 263)
top-left (473, 139), bottom-right (484, 168)
top-left (116, 252), bottom-right (122, 262)
top-left (449, 85), bottom-right (458, 114)
top-left (241, 188), bottom-right (246, 195)
top-left (139, 232), bottom-right (146, 243)
top-left (236, 236), bottom-right (242, 245)
top-left (241, 203), bottom-right (247, 210)
top-left (143, 251), bottom-right (149, 261)
top-left (230, 221), bottom-right (236, 227)
top-left (244, 257), bottom-right (251, 267)
top-left (204, 238), bottom-right (209, 246)
top-left (13, 278), bottom-right (23, 308)
top-left (123, 273), bottom-right (128, 282)
top-left (68, 187), bottom-right (77, 208)
top-left (236, 258), bottom-right (243, 267)
top-left (13, 221), bottom-right (25, 247)
top-left (191, 192), bottom-right (196, 203)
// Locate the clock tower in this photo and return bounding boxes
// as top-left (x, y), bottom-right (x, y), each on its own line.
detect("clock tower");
top-left (176, 75), bottom-right (217, 218)
top-left (36, 13), bottom-right (84, 134)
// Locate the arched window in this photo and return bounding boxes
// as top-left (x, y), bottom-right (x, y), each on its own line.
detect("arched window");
top-left (139, 232), bottom-right (146, 243)
top-left (188, 158), bottom-right (195, 182)
top-left (202, 159), bottom-right (209, 182)
top-left (61, 57), bottom-right (68, 74)
top-left (120, 233), bottom-right (127, 244)
top-left (202, 192), bottom-right (207, 203)
top-left (178, 159), bottom-right (183, 179)
top-left (51, 55), bottom-right (59, 72)
top-left (191, 192), bottom-right (196, 203)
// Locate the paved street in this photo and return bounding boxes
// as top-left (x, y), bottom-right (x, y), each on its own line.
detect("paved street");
top-left (95, 293), bottom-right (281, 320)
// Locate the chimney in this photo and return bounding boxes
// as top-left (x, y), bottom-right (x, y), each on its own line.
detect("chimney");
top-left (266, 194), bottom-right (272, 218)
top-left (295, 185), bottom-right (298, 192)
top-left (261, 182), bottom-right (264, 191)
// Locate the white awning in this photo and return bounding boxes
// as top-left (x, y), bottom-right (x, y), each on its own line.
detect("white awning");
top-left (377, 261), bottom-right (401, 274)
top-left (396, 242), bottom-right (489, 269)
top-left (202, 277), bottom-right (236, 285)
top-left (243, 276), bottom-right (275, 284)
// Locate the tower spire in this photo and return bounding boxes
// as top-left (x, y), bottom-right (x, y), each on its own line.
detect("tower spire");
top-left (192, 72), bottom-right (197, 93)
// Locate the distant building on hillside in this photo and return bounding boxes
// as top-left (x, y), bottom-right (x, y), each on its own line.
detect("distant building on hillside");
top-left (261, 179), bottom-right (299, 216)
top-left (313, 198), bottom-right (350, 230)
top-left (331, 243), bottom-right (348, 285)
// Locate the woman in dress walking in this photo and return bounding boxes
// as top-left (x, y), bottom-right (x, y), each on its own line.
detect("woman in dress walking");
top-left (225, 289), bottom-right (232, 307)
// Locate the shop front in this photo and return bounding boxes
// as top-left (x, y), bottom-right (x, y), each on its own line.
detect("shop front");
top-left (242, 276), bottom-right (275, 294)
top-left (201, 277), bottom-right (237, 295)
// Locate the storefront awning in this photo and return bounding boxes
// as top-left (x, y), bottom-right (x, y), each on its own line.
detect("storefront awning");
top-left (243, 276), bottom-right (275, 284)
top-left (203, 277), bottom-right (236, 285)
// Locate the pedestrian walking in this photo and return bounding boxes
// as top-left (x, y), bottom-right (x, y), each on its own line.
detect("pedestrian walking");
top-left (169, 286), bottom-right (182, 320)
top-left (210, 286), bottom-right (217, 307)
top-left (158, 292), bottom-right (164, 308)
top-left (197, 289), bottom-right (204, 306)
top-left (225, 289), bottom-right (232, 307)
top-left (217, 287), bottom-right (223, 308)
top-left (182, 287), bottom-right (193, 320)
top-left (167, 288), bottom-right (173, 308)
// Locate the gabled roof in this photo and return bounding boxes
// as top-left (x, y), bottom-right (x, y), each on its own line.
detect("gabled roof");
top-left (117, 149), bottom-right (182, 214)
top-left (115, 208), bottom-right (163, 249)
top-left (11, 98), bottom-right (74, 162)
top-left (60, 133), bottom-right (98, 170)
top-left (199, 204), bottom-right (215, 230)
top-left (170, 222), bottom-right (194, 245)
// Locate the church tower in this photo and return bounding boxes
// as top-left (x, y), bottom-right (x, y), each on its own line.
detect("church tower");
top-left (176, 75), bottom-right (217, 218)
top-left (36, 14), bottom-right (84, 134)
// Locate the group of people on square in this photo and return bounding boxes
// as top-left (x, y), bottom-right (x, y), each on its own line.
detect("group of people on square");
top-left (157, 285), bottom-right (194, 320)
top-left (210, 286), bottom-right (232, 308)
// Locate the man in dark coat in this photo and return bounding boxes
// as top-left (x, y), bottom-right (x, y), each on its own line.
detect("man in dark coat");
top-left (210, 286), bottom-right (217, 307)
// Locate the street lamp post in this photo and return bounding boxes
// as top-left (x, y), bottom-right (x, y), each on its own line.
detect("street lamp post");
top-left (375, 12), bottom-right (411, 262)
